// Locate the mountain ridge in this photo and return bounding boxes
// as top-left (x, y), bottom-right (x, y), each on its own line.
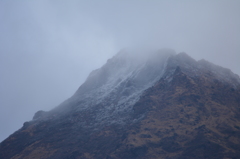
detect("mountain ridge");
top-left (1, 49), bottom-right (240, 159)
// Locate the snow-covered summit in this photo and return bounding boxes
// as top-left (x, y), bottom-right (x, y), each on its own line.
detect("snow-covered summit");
top-left (51, 49), bottom-right (175, 123)
top-left (48, 49), bottom-right (240, 126)
top-left (75, 48), bottom-right (176, 97)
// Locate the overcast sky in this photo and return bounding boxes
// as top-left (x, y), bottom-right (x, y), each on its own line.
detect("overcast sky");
top-left (0, 0), bottom-right (240, 142)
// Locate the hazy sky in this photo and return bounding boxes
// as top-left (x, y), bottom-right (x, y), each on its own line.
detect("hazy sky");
top-left (0, 0), bottom-right (240, 142)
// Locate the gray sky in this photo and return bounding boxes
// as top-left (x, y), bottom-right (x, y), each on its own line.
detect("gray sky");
top-left (0, 0), bottom-right (240, 142)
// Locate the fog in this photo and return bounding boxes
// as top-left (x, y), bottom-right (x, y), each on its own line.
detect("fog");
top-left (0, 0), bottom-right (240, 142)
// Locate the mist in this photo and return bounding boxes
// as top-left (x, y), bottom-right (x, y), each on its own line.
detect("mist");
top-left (0, 0), bottom-right (240, 142)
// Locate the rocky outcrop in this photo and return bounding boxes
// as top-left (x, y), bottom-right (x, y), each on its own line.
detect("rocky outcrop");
top-left (33, 110), bottom-right (47, 120)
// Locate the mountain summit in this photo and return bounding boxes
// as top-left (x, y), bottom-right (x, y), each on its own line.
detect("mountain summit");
top-left (1, 49), bottom-right (240, 159)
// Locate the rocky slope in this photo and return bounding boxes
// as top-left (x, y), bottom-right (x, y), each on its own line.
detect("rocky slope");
top-left (1, 49), bottom-right (240, 159)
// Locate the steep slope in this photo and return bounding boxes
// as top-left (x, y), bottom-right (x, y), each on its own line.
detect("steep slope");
top-left (1, 50), bottom-right (240, 159)
top-left (126, 54), bottom-right (240, 159)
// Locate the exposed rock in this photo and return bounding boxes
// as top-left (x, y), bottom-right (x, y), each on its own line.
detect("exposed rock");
top-left (33, 110), bottom-right (47, 120)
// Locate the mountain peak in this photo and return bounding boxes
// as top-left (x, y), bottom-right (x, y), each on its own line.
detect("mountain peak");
top-left (53, 49), bottom-right (176, 125)
top-left (1, 49), bottom-right (240, 159)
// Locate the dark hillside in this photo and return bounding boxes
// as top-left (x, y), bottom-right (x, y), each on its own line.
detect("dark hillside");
top-left (1, 51), bottom-right (240, 159)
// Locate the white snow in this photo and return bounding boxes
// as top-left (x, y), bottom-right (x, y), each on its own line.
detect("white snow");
top-left (48, 50), bottom-right (240, 127)
top-left (52, 49), bottom-right (176, 124)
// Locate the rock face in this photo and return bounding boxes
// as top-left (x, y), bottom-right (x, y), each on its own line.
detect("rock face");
top-left (1, 49), bottom-right (240, 159)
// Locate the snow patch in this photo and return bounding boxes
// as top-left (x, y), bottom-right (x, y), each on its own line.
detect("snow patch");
top-left (52, 49), bottom-right (176, 124)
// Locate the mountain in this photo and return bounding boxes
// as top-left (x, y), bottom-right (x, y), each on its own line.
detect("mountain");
top-left (1, 49), bottom-right (240, 159)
